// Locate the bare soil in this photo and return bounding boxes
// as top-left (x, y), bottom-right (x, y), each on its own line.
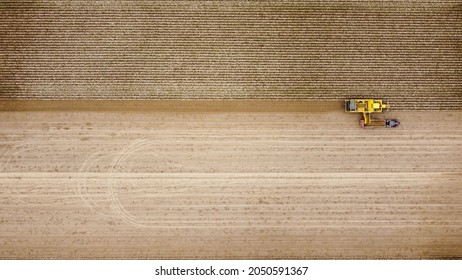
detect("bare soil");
top-left (0, 109), bottom-right (461, 259)
top-left (1, 0), bottom-right (461, 260)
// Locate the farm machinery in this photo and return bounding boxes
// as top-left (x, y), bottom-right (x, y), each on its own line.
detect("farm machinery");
top-left (345, 99), bottom-right (400, 128)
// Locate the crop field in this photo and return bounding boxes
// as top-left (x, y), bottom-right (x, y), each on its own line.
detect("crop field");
top-left (0, 0), bottom-right (461, 259)
top-left (1, 0), bottom-right (461, 110)
top-left (0, 105), bottom-right (461, 259)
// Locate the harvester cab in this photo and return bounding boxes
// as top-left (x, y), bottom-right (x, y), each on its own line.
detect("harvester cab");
top-left (345, 99), bottom-right (400, 128)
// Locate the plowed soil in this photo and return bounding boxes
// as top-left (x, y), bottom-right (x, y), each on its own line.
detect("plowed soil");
top-left (0, 109), bottom-right (461, 259)
top-left (1, 0), bottom-right (461, 110)
top-left (1, 0), bottom-right (461, 259)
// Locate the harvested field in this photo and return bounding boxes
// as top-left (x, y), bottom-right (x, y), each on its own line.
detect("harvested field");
top-left (1, 0), bottom-right (461, 110)
top-left (1, 0), bottom-right (461, 260)
top-left (0, 107), bottom-right (461, 259)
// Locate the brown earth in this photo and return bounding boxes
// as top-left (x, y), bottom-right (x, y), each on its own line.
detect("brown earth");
top-left (1, 0), bottom-right (461, 260)
top-left (0, 109), bottom-right (461, 259)
top-left (0, 100), bottom-right (343, 112)
top-left (1, 0), bottom-right (461, 110)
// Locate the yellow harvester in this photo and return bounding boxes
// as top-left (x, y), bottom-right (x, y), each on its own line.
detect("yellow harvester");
top-left (345, 99), bottom-right (400, 128)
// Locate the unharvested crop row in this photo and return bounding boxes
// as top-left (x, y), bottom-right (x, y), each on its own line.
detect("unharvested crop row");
top-left (1, 1), bottom-right (460, 110)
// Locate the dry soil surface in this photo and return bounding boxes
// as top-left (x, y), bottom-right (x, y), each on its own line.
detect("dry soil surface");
top-left (0, 107), bottom-right (461, 259)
